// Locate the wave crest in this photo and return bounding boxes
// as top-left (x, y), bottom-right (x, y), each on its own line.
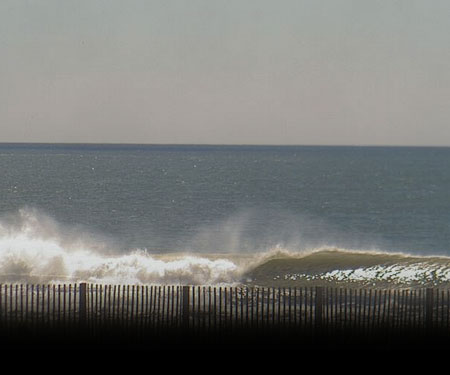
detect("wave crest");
top-left (243, 247), bottom-right (450, 288)
top-left (2, 208), bottom-right (450, 288)
top-left (0, 208), bottom-right (240, 284)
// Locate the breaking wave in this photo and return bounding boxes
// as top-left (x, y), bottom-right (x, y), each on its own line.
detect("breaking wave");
top-left (2, 208), bottom-right (450, 288)
top-left (244, 248), bottom-right (450, 288)
top-left (0, 208), bottom-right (241, 285)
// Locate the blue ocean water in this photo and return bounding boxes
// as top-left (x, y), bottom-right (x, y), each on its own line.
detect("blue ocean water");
top-left (1, 143), bottom-right (450, 286)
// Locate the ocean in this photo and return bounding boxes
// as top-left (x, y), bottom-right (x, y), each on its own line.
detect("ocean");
top-left (1, 143), bottom-right (450, 288)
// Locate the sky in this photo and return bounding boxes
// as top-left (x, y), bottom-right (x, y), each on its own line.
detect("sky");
top-left (1, 0), bottom-right (449, 146)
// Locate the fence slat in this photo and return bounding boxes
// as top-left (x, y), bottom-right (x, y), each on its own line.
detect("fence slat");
top-left (0, 284), bottom-right (449, 337)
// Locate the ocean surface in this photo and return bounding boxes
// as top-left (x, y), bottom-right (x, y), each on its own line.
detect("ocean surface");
top-left (1, 143), bottom-right (450, 288)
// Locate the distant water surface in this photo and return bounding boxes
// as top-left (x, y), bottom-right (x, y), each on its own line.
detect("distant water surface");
top-left (0, 143), bottom-right (449, 287)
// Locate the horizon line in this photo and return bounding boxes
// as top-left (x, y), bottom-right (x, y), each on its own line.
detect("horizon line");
top-left (0, 142), bottom-right (449, 149)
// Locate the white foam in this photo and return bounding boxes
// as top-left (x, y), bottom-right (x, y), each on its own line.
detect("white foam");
top-left (282, 263), bottom-right (450, 287)
top-left (0, 208), bottom-right (240, 285)
top-left (0, 233), bottom-right (240, 285)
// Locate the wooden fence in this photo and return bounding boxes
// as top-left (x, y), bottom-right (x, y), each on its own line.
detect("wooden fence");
top-left (0, 284), bottom-right (449, 334)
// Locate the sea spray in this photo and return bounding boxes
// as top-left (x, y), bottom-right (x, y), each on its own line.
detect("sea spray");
top-left (0, 233), bottom-right (241, 284)
top-left (0, 208), bottom-right (241, 284)
top-left (3, 209), bottom-right (450, 288)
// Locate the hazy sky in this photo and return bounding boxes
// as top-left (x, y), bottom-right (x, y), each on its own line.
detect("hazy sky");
top-left (1, 0), bottom-right (449, 146)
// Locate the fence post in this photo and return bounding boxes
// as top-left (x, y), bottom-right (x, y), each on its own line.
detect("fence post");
top-left (425, 288), bottom-right (433, 331)
top-left (79, 283), bottom-right (87, 325)
top-left (315, 286), bottom-right (323, 330)
top-left (182, 286), bottom-right (190, 329)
